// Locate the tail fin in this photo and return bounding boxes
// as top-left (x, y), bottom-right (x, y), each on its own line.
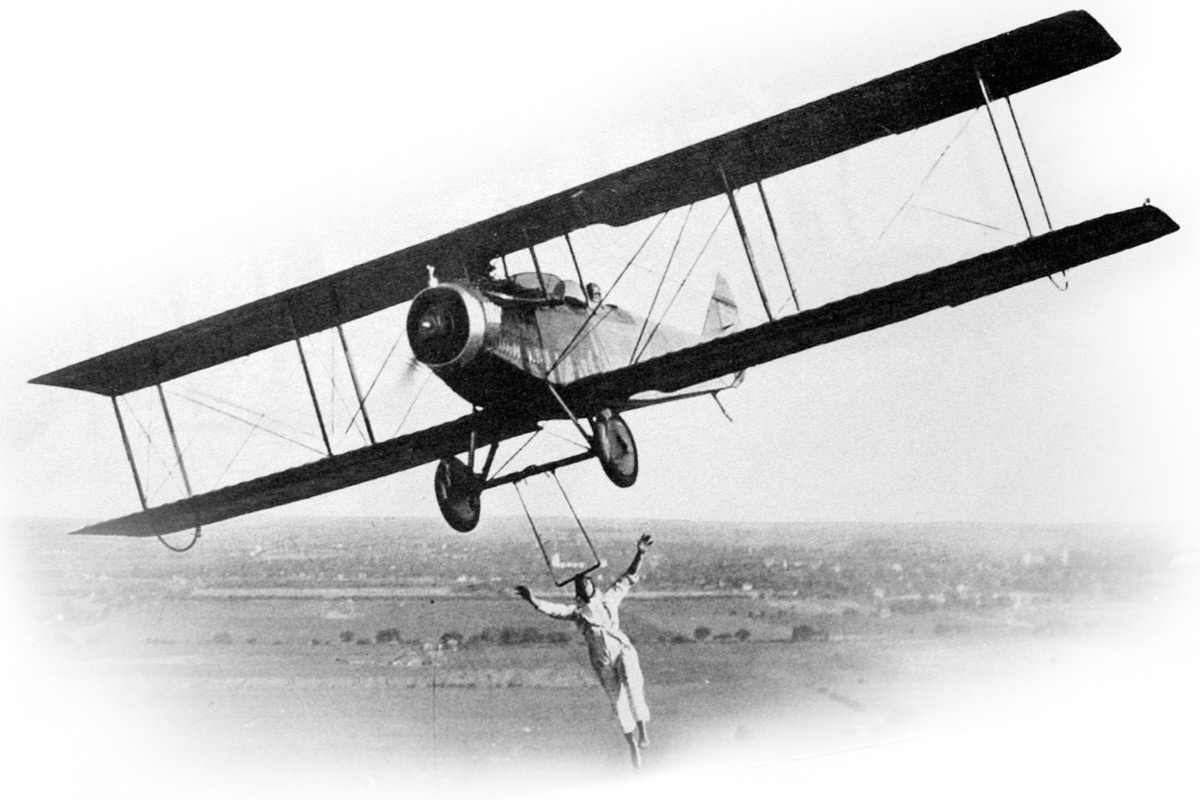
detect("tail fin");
top-left (702, 273), bottom-right (740, 339)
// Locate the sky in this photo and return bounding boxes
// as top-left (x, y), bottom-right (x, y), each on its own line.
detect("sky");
top-left (0, 3), bottom-right (1196, 798)
top-left (1, 0), bottom-right (1196, 531)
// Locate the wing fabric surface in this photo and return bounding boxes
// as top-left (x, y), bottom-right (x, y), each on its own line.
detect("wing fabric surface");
top-left (564, 206), bottom-right (1179, 404)
top-left (72, 411), bottom-right (540, 537)
top-left (32, 11), bottom-right (1116, 397)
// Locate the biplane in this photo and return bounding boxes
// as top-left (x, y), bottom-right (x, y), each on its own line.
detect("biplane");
top-left (30, 10), bottom-right (1178, 548)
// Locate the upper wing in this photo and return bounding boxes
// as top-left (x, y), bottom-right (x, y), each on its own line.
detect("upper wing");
top-left (563, 206), bottom-right (1179, 405)
top-left (32, 11), bottom-right (1116, 397)
top-left (71, 409), bottom-right (540, 537)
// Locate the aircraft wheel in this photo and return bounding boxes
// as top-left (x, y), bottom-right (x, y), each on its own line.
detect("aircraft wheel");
top-left (593, 412), bottom-right (638, 488)
top-left (434, 456), bottom-right (482, 532)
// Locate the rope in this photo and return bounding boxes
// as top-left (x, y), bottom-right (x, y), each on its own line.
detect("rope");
top-left (550, 471), bottom-right (588, 542)
top-left (630, 204), bottom-right (694, 364)
top-left (514, 482), bottom-right (555, 579)
top-left (636, 205), bottom-right (731, 362)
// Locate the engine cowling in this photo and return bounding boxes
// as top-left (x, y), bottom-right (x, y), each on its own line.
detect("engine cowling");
top-left (406, 284), bottom-right (498, 368)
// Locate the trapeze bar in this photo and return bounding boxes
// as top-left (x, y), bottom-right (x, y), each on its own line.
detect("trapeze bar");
top-left (976, 70), bottom-right (1033, 238)
top-left (485, 450), bottom-right (595, 490)
top-left (756, 180), bottom-right (800, 312)
top-left (719, 164), bottom-right (774, 321)
top-left (336, 324), bottom-right (376, 445)
top-left (111, 396), bottom-right (148, 510)
top-left (155, 383), bottom-right (194, 497)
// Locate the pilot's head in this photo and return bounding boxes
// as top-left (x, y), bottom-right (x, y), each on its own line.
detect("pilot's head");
top-left (574, 574), bottom-right (596, 602)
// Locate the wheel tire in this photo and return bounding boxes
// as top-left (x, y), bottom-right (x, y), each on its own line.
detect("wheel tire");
top-left (434, 456), bottom-right (482, 532)
top-left (594, 412), bottom-right (638, 488)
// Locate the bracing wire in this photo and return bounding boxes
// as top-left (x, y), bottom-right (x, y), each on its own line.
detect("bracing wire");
top-left (178, 388), bottom-right (315, 438)
top-left (547, 211), bottom-right (671, 377)
top-left (148, 427), bottom-right (202, 503)
top-left (630, 204), bottom-right (694, 365)
top-left (911, 205), bottom-right (1004, 232)
top-left (346, 331), bottom-right (408, 434)
top-left (541, 425), bottom-right (592, 452)
top-left (490, 430), bottom-right (543, 480)
top-left (878, 109), bottom-right (980, 241)
top-left (174, 391), bottom-right (326, 456)
top-left (121, 397), bottom-right (175, 475)
top-left (212, 416), bottom-right (265, 488)
top-left (635, 205), bottom-right (732, 362)
top-left (390, 370), bottom-right (434, 438)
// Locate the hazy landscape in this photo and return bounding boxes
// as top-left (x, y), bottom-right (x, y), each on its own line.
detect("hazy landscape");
top-left (5, 515), bottom-right (1197, 798)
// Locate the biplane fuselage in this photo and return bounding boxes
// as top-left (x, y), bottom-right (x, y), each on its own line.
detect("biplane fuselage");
top-left (406, 270), bottom-right (730, 418)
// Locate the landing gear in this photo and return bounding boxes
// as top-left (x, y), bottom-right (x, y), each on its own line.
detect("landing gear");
top-left (434, 456), bottom-right (482, 532)
top-left (433, 410), bottom-right (636, 532)
top-left (592, 411), bottom-right (638, 488)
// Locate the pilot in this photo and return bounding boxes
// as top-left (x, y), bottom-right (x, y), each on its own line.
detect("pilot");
top-left (586, 282), bottom-right (603, 306)
top-left (516, 534), bottom-right (654, 768)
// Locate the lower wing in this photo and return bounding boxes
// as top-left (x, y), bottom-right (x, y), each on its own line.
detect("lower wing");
top-left (564, 205), bottom-right (1178, 404)
top-left (72, 410), bottom-right (540, 537)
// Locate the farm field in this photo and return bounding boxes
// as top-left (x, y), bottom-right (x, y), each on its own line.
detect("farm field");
top-left (4, 516), bottom-right (1196, 798)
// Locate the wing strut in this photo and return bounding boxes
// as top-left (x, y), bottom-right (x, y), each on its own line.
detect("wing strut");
top-left (154, 384), bottom-right (201, 551)
top-left (289, 311), bottom-right (333, 457)
top-left (156, 384), bottom-right (194, 497)
top-left (336, 324), bottom-right (376, 445)
top-left (1004, 94), bottom-right (1053, 232)
top-left (977, 70), bottom-right (1034, 238)
top-left (111, 396), bottom-right (148, 511)
top-left (719, 164), bottom-right (774, 321)
top-left (757, 180), bottom-right (801, 312)
top-left (564, 232), bottom-right (587, 294)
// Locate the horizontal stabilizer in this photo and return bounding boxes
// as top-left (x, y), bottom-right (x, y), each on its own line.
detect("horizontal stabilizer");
top-left (70, 411), bottom-right (540, 538)
top-left (565, 206), bottom-right (1179, 403)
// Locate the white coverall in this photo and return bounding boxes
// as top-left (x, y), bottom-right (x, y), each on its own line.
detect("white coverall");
top-left (528, 572), bottom-right (650, 734)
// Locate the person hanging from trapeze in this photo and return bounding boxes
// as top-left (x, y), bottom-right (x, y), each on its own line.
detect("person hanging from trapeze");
top-left (516, 533), bottom-right (654, 768)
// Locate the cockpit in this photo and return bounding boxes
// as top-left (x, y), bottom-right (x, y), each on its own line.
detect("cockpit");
top-left (483, 271), bottom-right (600, 308)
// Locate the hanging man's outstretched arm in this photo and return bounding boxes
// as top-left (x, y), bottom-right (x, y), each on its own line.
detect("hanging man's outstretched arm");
top-left (609, 534), bottom-right (654, 603)
top-left (515, 585), bottom-right (577, 620)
